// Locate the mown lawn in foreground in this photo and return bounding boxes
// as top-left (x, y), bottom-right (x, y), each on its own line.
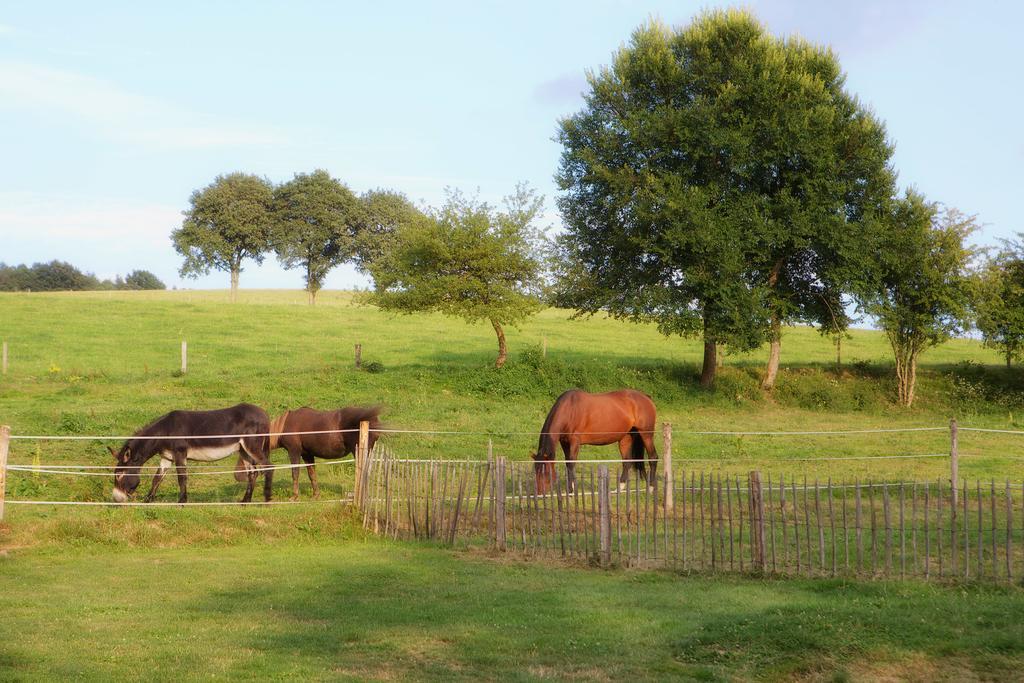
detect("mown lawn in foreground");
top-left (1, 520), bottom-right (1022, 682)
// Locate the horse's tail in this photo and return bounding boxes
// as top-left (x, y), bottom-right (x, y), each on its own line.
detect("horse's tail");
top-left (630, 430), bottom-right (646, 464)
top-left (268, 411), bottom-right (289, 451)
top-left (339, 405), bottom-right (383, 430)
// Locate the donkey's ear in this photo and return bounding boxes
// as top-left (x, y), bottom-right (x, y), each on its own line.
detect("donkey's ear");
top-left (121, 447), bottom-right (131, 463)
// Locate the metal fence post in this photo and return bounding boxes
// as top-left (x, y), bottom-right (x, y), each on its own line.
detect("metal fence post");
top-left (0, 425), bottom-right (9, 520)
top-left (598, 464), bottom-right (611, 567)
top-left (662, 422), bottom-right (673, 514)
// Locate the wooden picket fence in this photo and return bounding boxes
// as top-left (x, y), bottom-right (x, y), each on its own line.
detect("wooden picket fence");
top-left (355, 445), bottom-right (1024, 582)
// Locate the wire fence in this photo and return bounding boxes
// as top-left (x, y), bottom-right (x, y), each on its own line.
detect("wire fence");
top-left (356, 445), bottom-right (1024, 583)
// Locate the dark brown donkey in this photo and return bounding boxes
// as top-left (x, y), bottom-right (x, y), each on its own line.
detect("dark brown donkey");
top-left (241, 406), bottom-right (383, 500)
top-left (110, 403), bottom-right (274, 504)
top-left (531, 389), bottom-right (658, 495)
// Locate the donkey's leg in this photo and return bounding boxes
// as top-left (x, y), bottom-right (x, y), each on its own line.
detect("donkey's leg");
top-left (240, 437), bottom-right (273, 502)
top-left (144, 457), bottom-right (172, 502)
top-left (617, 435), bottom-right (633, 492)
top-left (173, 450), bottom-right (188, 504)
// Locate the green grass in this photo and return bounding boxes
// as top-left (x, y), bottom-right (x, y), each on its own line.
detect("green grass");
top-left (2, 290), bottom-right (1024, 680)
top-left (2, 517), bottom-right (1023, 682)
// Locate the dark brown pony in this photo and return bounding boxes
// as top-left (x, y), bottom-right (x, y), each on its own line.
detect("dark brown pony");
top-left (110, 403), bottom-right (274, 504)
top-left (238, 406), bottom-right (382, 500)
top-left (531, 389), bottom-right (657, 495)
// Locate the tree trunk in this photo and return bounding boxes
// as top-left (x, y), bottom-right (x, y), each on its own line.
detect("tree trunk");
top-left (761, 314), bottom-right (781, 390)
top-left (229, 267), bottom-right (240, 303)
top-left (1007, 350), bottom-right (1012, 369)
top-left (835, 336), bottom-right (842, 369)
top-left (491, 319), bottom-right (507, 368)
top-left (716, 343), bottom-right (724, 368)
top-left (700, 339), bottom-right (717, 388)
top-left (308, 289), bottom-right (317, 306)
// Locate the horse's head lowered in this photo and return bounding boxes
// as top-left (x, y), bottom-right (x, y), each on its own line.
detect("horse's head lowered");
top-left (109, 445), bottom-right (141, 502)
top-left (531, 451), bottom-right (556, 495)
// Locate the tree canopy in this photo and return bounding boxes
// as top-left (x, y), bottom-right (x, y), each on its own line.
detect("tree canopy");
top-left (172, 172), bottom-right (275, 302)
top-left (554, 10), bottom-right (895, 387)
top-left (355, 189), bottom-right (425, 272)
top-left (271, 170), bottom-right (362, 305)
top-left (366, 185), bottom-right (546, 367)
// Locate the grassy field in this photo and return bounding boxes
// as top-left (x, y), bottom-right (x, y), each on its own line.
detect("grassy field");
top-left (2, 290), bottom-right (1023, 680)
top-left (2, 513), bottom-right (1023, 682)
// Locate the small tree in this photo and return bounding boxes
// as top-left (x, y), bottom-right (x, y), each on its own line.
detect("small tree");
top-left (366, 185), bottom-right (546, 368)
top-left (122, 270), bottom-right (166, 290)
top-left (974, 237), bottom-right (1024, 368)
top-left (271, 170), bottom-right (361, 305)
top-left (861, 192), bottom-right (977, 406)
top-left (172, 173), bottom-right (274, 302)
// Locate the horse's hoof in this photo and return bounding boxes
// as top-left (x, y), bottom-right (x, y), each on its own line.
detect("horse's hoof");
top-left (289, 495), bottom-right (299, 502)
top-left (617, 482), bottom-right (626, 493)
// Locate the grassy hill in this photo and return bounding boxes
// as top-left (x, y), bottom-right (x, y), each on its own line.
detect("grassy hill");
top-left (2, 290), bottom-right (1023, 680)
top-left (1, 289), bottom-right (1022, 486)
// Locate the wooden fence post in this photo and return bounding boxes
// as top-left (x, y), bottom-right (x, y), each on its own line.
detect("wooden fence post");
top-left (542, 337), bottom-right (547, 358)
top-left (356, 420), bottom-right (370, 506)
top-left (0, 425), bottom-right (9, 521)
top-left (2, 341), bottom-right (7, 375)
top-left (355, 343), bottom-right (362, 369)
top-left (598, 464), bottom-right (611, 567)
top-left (949, 418), bottom-right (959, 509)
top-left (180, 340), bottom-right (187, 374)
top-left (495, 457), bottom-right (507, 550)
top-left (662, 422), bottom-right (673, 514)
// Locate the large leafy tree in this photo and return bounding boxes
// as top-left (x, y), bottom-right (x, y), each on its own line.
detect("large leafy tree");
top-left (172, 173), bottom-right (274, 302)
top-left (974, 235), bottom-right (1024, 367)
top-left (860, 192), bottom-right (977, 407)
top-left (366, 185), bottom-right (546, 368)
top-left (555, 11), bottom-right (895, 388)
top-left (271, 170), bottom-right (361, 305)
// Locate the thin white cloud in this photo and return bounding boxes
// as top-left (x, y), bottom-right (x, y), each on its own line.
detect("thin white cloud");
top-left (0, 61), bottom-right (286, 148)
top-left (0, 192), bottom-right (179, 250)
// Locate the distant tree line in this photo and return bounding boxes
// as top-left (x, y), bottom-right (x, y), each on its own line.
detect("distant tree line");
top-left (0, 261), bottom-right (165, 292)
top-left (169, 10), bottom-right (1024, 404)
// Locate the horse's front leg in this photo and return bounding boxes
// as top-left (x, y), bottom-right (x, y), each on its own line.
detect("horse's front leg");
top-left (144, 458), bottom-right (171, 502)
top-left (173, 451), bottom-right (188, 504)
top-left (306, 458), bottom-right (320, 499)
top-left (288, 448), bottom-right (302, 501)
top-left (563, 439), bottom-right (580, 494)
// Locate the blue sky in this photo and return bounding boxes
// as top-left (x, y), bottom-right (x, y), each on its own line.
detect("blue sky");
top-left (1, 1), bottom-right (1021, 289)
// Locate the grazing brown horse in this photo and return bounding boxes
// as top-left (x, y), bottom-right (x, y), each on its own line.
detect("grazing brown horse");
top-left (239, 406), bottom-right (382, 500)
top-left (531, 389), bottom-right (657, 495)
top-left (110, 403), bottom-right (274, 504)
